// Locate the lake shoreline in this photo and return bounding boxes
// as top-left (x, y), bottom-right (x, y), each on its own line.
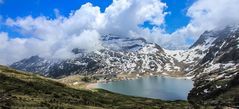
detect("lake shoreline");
top-left (86, 74), bottom-right (194, 90)
top-left (85, 83), bottom-right (98, 89)
top-left (93, 75), bottom-right (194, 100)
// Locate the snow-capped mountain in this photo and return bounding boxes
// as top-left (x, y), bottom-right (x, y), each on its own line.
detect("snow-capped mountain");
top-left (165, 26), bottom-right (239, 72)
top-left (163, 31), bottom-right (221, 74)
top-left (9, 25), bottom-right (239, 107)
top-left (179, 25), bottom-right (239, 75)
top-left (10, 25), bottom-right (239, 81)
top-left (163, 25), bottom-right (239, 107)
top-left (186, 25), bottom-right (239, 106)
top-left (11, 35), bottom-right (182, 78)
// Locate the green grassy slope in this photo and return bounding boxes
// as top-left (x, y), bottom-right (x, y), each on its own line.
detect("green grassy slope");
top-left (0, 65), bottom-right (190, 109)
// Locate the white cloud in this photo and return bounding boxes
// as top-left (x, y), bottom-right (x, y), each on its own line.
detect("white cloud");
top-left (0, 32), bottom-right (28, 64)
top-left (164, 0), bottom-right (239, 49)
top-left (1, 0), bottom-right (239, 64)
top-left (102, 0), bottom-right (167, 36)
top-left (1, 3), bottom-right (105, 64)
top-left (187, 0), bottom-right (239, 28)
top-left (52, 30), bottom-right (103, 59)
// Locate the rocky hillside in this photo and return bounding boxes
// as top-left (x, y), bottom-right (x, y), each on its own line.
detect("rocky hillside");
top-left (166, 25), bottom-right (239, 73)
top-left (164, 29), bottom-right (222, 72)
top-left (11, 35), bottom-right (183, 78)
top-left (0, 65), bottom-right (190, 109)
top-left (163, 25), bottom-right (239, 108)
top-left (186, 26), bottom-right (239, 108)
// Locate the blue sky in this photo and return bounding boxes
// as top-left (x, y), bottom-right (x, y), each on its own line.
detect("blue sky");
top-left (162, 0), bottom-right (194, 33)
top-left (0, 0), bottom-right (194, 36)
top-left (0, 0), bottom-right (112, 18)
top-left (0, 0), bottom-right (113, 38)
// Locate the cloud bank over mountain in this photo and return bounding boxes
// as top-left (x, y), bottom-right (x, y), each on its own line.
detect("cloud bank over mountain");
top-left (0, 0), bottom-right (239, 64)
top-left (168, 0), bottom-right (239, 49)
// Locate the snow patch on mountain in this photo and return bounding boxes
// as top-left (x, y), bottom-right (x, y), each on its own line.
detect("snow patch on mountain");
top-left (164, 36), bottom-right (216, 64)
top-left (163, 49), bottom-right (184, 62)
top-left (139, 44), bottom-right (159, 54)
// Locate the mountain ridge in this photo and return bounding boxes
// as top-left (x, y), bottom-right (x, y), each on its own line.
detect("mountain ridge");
top-left (11, 35), bottom-right (183, 78)
top-left (6, 25), bottom-right (239, 108)
top-left (10, 26), bottom-right (239, 79)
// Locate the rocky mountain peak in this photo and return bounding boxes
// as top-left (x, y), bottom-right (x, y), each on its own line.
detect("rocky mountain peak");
top-left (189, 25), bottom-right (239, 49)
top-left (189, 30), bottom-right (217, 49)
top-left (101, 34), bottom-right (147, 52)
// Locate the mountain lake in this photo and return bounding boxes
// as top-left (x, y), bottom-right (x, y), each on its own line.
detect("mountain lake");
top-left (96, 76), bottom-right (193, 100)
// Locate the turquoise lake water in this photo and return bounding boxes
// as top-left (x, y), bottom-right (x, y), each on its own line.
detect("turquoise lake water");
top-left (96, 76), bottom-right (193, 100)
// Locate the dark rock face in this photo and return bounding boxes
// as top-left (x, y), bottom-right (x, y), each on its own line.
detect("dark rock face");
top-left (188, 26), bottom-right (239, 108)
top-left (47, 57), bottom-right (103, 78)
top-left (11, 52), bottom-right (106, 78)
top-left (188, 69), bottom-right (239, 108)
top-left (10, 55), bottom-right (54, 75)
top-left (199, 27), bottom-right (239, 64)
top-left (189, 31), bottom-right (217, 49)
